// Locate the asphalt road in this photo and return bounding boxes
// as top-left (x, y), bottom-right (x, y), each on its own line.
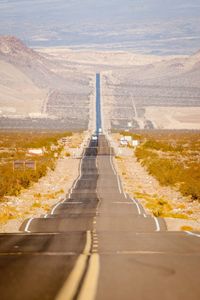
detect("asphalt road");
top-left (0, 135), bottom-right (200, 300)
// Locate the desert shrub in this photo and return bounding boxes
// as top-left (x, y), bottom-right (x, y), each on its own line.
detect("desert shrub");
top-left (0, 131), bottom-right (72, 201)
top-left (134, 130), bottom-right (200, 202)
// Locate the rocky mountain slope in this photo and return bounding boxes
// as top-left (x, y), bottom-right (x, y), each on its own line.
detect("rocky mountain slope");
top-left (0, 36), bottom-right (93, 129)
top-left (0, 36), bottom-right (199, 130)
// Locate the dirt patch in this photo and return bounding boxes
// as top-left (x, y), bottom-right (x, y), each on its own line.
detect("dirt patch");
top-left (175, 114), bottom-right (200, 123)
top-left (145, 107), bottom-right (200, 129)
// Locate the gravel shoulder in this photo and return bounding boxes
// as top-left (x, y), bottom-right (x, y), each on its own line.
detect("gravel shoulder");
top-left (112, 133), bottom-right (200, 232)
top-left (0, 132), bottom-right (88, 233)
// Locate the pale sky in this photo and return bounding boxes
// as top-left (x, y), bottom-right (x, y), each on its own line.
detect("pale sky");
top-left (0, 0), bottom-right (200, 54)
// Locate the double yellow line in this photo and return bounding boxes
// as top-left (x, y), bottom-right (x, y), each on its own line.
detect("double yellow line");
top-left (56, 231), bottom-right (100, 300)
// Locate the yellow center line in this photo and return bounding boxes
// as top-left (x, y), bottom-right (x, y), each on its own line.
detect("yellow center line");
top-left (55, 230), bottom-right (100, 300)
top-left (77, 254), bottom-right (100, 300)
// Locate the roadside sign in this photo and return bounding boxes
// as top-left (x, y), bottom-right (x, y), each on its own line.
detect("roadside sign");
top-left (25, 161), bottom-right (36, 170)
top-left (13, 160), bottom-right (36, 171)
top-left (13, 160), bottom-right (24, 170)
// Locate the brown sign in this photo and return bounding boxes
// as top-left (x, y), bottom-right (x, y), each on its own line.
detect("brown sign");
top-left (13, 160), bottom-right (36, 171)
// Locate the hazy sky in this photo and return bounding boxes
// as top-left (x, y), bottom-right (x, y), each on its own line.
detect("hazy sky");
top-left (0, 0), bottom-right (200, 54)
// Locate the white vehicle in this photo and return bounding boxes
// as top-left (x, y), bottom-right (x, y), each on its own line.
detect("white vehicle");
top-left (92, 135), bottom-right (98, 141)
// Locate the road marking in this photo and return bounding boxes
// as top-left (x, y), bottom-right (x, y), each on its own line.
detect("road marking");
top-left (83, 231), bottom-right (92, 254)
top-left (0, 233), bottom-right (60, 236)
top-left (62, 144), bottom-right (85, 204)
top-left (51, 202), bottom-right (61, 215)
top-left (24, 218), bottom-right (34, 233)
top-left (55, 231), bottom-right (92, 300)
top-left (185, 231), bottom-right (200, 238)
top-left (131, 198), bottom-right (141, 215)
top-left (112, 201), bottom-right (133, 204)
top-left (110, 155), bottom-right (116, 176)
top-left (116, 251), bottom-right (168, 255)
top-left (69, 189), bottom-right (72, 197)
top-left (0, 252), bottom-right (77, 256)
top-left (116, 175), bottom-right (122, 194)
top-left (77, 254), bottom-right (100, 300)
top-left (93, 241), bottom-right (99, 246)
top-left (92, 245), bottom-right (98, 250)
top-left (154, 217), bottom-right (161, 232)
top-left (65, 202), bottom-right (83, 204)
top-left (55, 254), bottom-right (87, 300)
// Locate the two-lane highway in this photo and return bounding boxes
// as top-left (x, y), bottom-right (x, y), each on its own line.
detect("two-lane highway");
top-left (1, 73), bottom-right (200, 299)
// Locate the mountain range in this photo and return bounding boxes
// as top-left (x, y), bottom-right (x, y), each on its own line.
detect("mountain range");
top-left (0, 35), bottom-right (199, 130)
top-left (0, 36), bottom-right (92, 129)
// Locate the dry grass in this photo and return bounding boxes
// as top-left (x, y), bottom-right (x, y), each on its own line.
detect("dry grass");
top-left (135, 192), bottom-right (189, 219)
top-left (113, 131), bottom-right (200, 222)
top-left (0, 131), bottom-right (72, 201)
top-left (180, 226), bottom-right (194, 231)
top-left (133, 131), bottom-right (200, 201)
top-left (0, 131), bottom-right (85, 230)
top-left (31, 201), bottom-right (50, 211)
top-left (0, 205), bottom-right (22, 224)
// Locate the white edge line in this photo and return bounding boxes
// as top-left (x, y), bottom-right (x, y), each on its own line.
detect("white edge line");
top-left (110, 154), bottom-right (116, 176)
top-left (185, 231), bottom-right (200, 238)
top-left (51, 143), bottom-right (85, 215)
top-left (109, 151), bottom-right (122, 194)
top-left (116, 175), bottom-right (122, 194)
top-left (51, 202), bottom-right (61, 215)
top-left (109, 145), bottom-right (127, 196)
top-left (24, 218), bottom-right (34, 233)
top-left (22, 137), bottom-right (87, 232)
top-left (132, 198), bottom-right (141, 215)
top-left (55, 231), bottom-right (92, 300)
top-left (154, 217), bottom-right (160, 232)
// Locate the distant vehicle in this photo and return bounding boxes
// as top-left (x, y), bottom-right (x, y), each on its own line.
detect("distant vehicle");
top-left (120, 140), bottom-right (128, 146)
top-left (92, 135), bottom-right (98, 141)
top-left (99, 128), bottom-right (102, 133)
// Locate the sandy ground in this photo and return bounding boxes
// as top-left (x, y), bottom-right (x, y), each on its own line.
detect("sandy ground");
top-left (145, 106), bottom-right (200, 130)
top-left (0, 60), bottom-right (47, 115)
top-left (112, 133), bottom-right (200, 232)
top-left (0, 132), bottom-right (89, 233)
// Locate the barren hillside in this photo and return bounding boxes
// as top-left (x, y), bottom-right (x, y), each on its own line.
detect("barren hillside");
top-left (0, 36), bottom-right (93, 130)
top-left (0, 37), bottom-right (200, 130)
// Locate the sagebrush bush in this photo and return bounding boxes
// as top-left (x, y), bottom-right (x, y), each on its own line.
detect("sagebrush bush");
top-left (134, 131), bottom-right (200, 202)
top-left (0, 131), bottom-right (72, 201)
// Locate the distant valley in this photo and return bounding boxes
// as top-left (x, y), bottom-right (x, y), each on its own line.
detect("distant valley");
top-left (0, 36), bottom-right (200, 130)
